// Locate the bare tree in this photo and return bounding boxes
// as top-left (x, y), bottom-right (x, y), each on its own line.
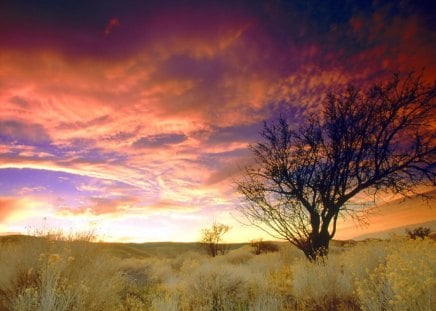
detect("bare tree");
top-left (200, 222), bottom-right (230, 257)
top-left (237, 72), bottom-right (435, 261)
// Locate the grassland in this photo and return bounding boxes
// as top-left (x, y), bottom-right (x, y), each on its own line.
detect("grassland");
top-left (0, 233), bottom-right (434, 310)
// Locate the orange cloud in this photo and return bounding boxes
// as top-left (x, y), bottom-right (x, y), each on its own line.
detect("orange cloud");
top-left (0, 196), bottom-right (49, 223)
top-left (0, 197), bottom-right (19, 221)
top-left (59, 195), bottom-right (139, 216)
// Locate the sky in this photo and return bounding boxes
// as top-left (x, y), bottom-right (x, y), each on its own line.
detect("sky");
top-left (0, 0), bottom-right (435, 242)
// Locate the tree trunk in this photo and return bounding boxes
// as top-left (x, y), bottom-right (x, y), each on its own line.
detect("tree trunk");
top-left (303, 229), bottom-right (330, 262)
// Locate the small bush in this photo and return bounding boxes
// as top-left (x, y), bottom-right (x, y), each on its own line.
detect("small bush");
top-left (251, 239), bottom-right (279, 255)
top-left (180, 262), bottom-right (249, 310)
top-left (406, 226), bottom-right (431, 240)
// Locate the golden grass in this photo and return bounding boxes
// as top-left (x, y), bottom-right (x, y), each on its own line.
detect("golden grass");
top-left (0, 234), bottom-right (434, 310)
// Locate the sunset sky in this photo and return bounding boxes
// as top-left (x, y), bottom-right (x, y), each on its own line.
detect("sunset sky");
top-left (0, 0), bottom-right (435, 242)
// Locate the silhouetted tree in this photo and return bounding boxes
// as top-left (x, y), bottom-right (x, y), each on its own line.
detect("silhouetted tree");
top-left (200, 222), bottom-right (230, 257)
top-left (406, 226), bottom-right (431, 240)
top-left (238, 72), bottom-right (435, 261)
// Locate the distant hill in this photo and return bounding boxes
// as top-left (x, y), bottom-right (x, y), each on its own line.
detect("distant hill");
top-left (0, 235), bottom-right (248, 259)
top-left (100, 241), bottom-right (205, 258)
top-left (100, 241), bottom-right (248, 258)
top-left (352, 220), bottom-right (436, 240)
top-left (0, 232), bottom-right (21, 236)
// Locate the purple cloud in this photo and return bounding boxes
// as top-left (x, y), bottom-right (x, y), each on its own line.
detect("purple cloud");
top-left (132, 134), bottom-right (187, 149)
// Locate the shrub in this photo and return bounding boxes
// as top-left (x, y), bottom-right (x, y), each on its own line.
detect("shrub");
top-left (251, 239), bottom-right (279, 255)
top-left (0, 236), bottom-right (124, 311)
top-left (406, 226), bottom-right (431, 240)
top-left (355, 239), bottom-right (435, 311)
top-left (179, 262), bottom-right (250, 310)
top-left (291, 255), bottom-right (357, 309)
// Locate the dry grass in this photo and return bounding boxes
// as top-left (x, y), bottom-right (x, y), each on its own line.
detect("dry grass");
top-left (0, 233), bottom-right (434, 310)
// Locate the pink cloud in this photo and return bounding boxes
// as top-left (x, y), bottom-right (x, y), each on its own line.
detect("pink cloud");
top-left (17, 186), bottom-right (47, 195)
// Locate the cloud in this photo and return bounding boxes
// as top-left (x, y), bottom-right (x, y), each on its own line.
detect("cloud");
top-left (205, 162), bottom-right (246, 186)
top-left (104, 17), bottom-right (120, 36)
top-left (60, 195), bottom-right (139, 215)
top-left (0, 120), bottom-right (51, 145)
top-left (9, 96), bottom-right (29, 107)
top-left (0, 157), bottom-right (159, 195)
top-left (0, 197), bottom-right (20, 221)
top-left (132, 134), bottom-right (187, 149)
top-left (17, 186), bottom-right (47, 195)
top-left (0, 196), bottom-right (47, 222)
top-left (0, 145), bottom-right (10, 154)
top-left (201, 123), bottom-right (263, 147)
top-left (56, 115), bottom-right (111, 132)
top-left (145, 199), bottom-right (200, 213)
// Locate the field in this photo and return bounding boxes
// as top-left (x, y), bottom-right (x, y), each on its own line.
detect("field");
top-left (0, 234), bottom-right (434, 311)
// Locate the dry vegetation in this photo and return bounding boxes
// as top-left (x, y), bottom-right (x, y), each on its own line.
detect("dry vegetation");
top-left (0, 233), bottom-right (434, 310)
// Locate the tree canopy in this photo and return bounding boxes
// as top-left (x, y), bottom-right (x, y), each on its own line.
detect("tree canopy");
top-left (200, 222), bottom-right (230, 257)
